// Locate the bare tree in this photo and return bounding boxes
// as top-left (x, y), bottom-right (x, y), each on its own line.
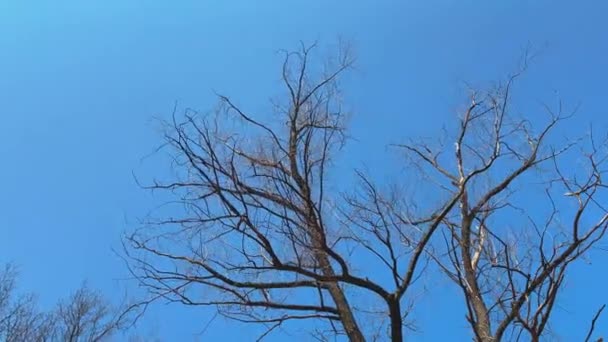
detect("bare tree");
top-left (0, 264), bottom-right (56, 342)
top-left (0, 264), bottom-right (133, 342)
top-left (397, 65), bottom-right (608, 341)
top-left (55, 284), bottom-right (134, 342)
top-left (127, 43), bottom-right (606, 341)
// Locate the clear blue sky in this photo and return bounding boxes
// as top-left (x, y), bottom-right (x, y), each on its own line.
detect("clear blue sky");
top-left (1, 1), bottom-right (607, 340)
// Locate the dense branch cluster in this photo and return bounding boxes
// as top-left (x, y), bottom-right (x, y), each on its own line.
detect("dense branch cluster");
top-left (0, 264), bottom-right (130, 342)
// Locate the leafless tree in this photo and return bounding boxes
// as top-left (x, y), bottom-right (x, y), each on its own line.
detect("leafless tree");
top-left (397, 64), bottom-right (608, 341)
top-left (0, 264), bottom-right (133, 342)
top-left (55, 284), bottom-right (134, 342)
top-left (126, 43), bottom-right (606, 341)
top-left (0, 264), bottom-right (56, 342)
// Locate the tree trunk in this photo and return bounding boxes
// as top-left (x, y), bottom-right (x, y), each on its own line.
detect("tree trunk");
top-left (388, 298), bottom-right (403, 342)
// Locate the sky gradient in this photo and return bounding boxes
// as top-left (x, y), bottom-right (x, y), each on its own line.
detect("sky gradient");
top-left (1, 1), bottom-right (607, 340)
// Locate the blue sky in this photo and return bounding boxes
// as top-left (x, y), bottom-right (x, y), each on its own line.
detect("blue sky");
top-left (1, 1), bottom-right (607, 340)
